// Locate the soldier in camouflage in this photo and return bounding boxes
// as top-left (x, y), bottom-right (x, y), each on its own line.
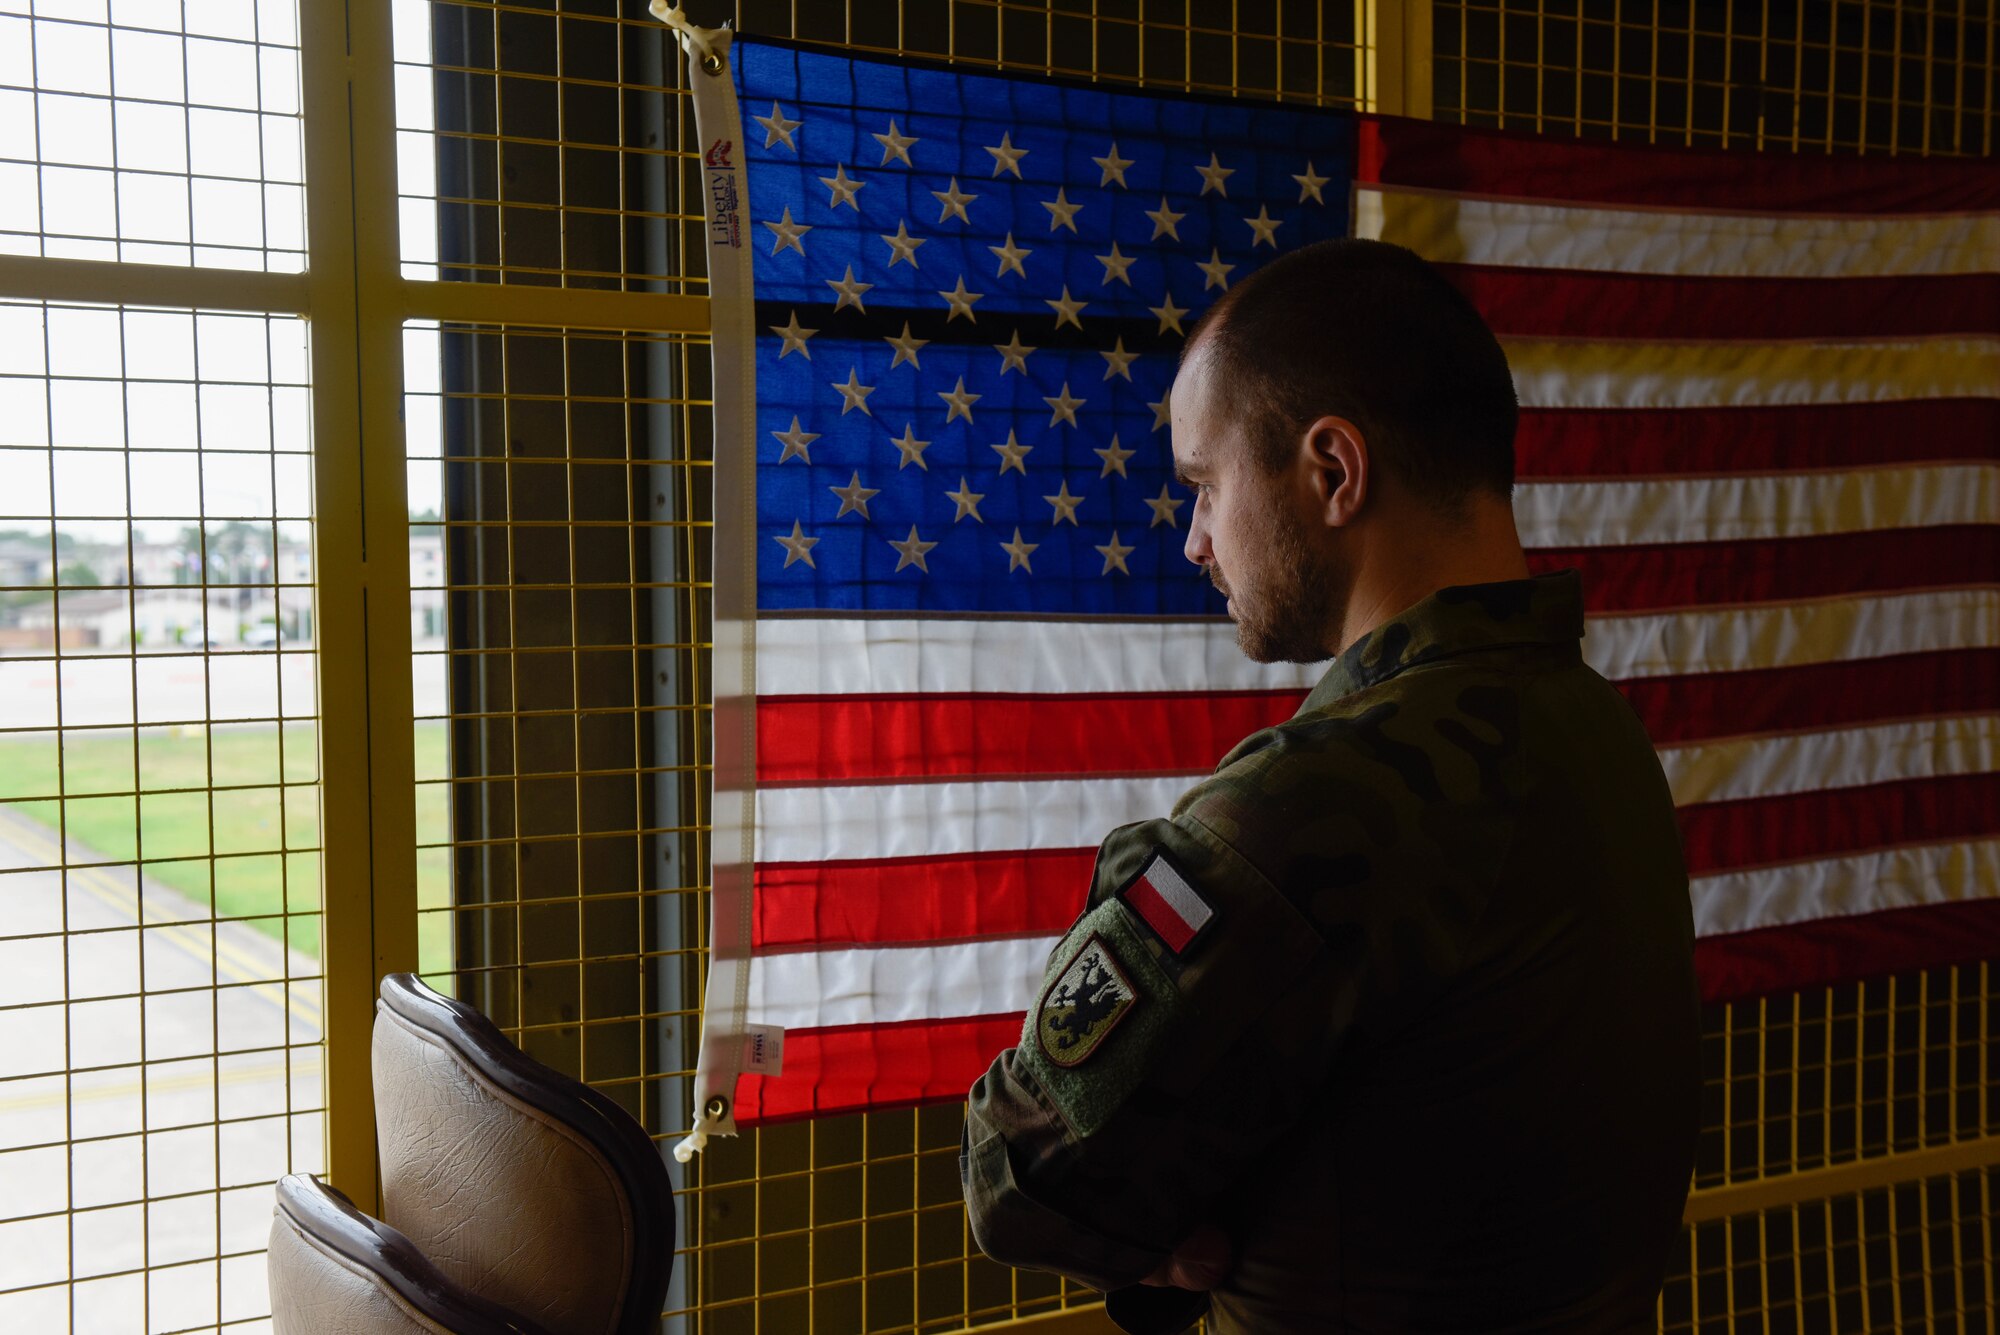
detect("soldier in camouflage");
top-left (962, 240), bottom-right (1700, 1334)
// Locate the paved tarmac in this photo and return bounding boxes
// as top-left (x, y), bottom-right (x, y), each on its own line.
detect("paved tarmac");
top-left (0, 807), bottom-right (322, 1334)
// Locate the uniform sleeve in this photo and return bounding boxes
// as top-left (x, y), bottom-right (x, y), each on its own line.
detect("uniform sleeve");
top-left (961, 807), bottom-right (1349, 1291)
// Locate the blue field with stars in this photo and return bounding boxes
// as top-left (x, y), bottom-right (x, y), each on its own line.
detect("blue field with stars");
top-left (737, 39), bottom-right (1356, 615)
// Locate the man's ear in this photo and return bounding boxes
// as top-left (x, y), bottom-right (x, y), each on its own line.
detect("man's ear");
top-left (1301, 416), bottom-right (1367, 527)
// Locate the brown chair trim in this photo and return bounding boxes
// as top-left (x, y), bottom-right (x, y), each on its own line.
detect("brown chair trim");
top-left (378, 973), bottom-right (678, 1335)
top-left (275, 1174), bottom-right (556, 1335)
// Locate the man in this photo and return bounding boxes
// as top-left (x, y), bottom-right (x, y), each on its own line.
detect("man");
top-left (961, 239), bottom-right (1700, 1334)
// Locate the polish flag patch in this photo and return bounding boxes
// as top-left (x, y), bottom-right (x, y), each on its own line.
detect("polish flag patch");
top-left (1118, 848), bottom-right (1217, 956)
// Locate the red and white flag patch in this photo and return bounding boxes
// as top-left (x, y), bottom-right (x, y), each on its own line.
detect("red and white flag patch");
top-left (1118, 848), bottom-right (1216, 956)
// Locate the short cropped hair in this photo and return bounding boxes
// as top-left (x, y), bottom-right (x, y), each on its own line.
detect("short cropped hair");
top-left (1185, 238), bottom-right (1518, 507)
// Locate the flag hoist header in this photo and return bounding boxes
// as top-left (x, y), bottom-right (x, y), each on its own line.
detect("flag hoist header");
top-left (652, 6), bottom-right (2000, 1158)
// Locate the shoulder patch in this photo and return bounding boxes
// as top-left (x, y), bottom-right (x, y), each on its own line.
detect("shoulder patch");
top-left (1116, 846), bottom-right (1217, 957)
top-left (1036, 933), bottom-right (1139, 1068)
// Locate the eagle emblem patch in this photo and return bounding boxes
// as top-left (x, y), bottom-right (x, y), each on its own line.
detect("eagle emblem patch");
top-left (1036, 933), bottom-right (1138, 1068)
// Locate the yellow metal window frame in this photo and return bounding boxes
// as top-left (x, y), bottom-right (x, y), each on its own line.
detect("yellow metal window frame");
top-left (2, 2), bottom-right (1995, 1331)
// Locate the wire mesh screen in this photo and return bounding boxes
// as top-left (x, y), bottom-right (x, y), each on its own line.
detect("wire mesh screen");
top-left (1433, 0), bottom-right (1996, 153)
top-left (0, 296), bottom-right (323, 1332)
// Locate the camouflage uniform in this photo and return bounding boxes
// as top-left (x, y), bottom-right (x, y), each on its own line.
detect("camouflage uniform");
top-left (962, 571), bottom-right (1700, 1334)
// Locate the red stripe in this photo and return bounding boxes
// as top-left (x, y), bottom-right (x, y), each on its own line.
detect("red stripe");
top-left (1516, 400), bottom-right (2000, 478)
top-left (732, 900), bottom-right (2000, 1125)
top-left (1358, 115), bottom-right (2000, 213)
top-left (1442, 265), bottom-right (2000, 340)
top-left (732, 1013), bottom-right (1023, 1126)
top-left (755, 847), bottom-right (1092, 949)
top-left (1127, 874), bottom-right (1198, 951)
top-left (757, 690), bottom-right (1298, 783)
top-left (1619, 649), bottom-right (2000, 745)
top-left (1534, 528), bottom-right (2000, 614)
top-left (1695, 899), bottom-right (2000, 1005)
top-left (754, 768), bottom-right (2000, 950)
top-left (1679, 773), bottom-right (2000, 876)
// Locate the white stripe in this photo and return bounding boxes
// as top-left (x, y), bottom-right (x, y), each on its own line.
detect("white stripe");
top-left (757, 590), bottom-right (1999, 698)
top-left (1584, 588), bottom-right (2000, 680)
top-left (746, 934), bottom-right (1056, 1029)
top-left (1503, 336), bottom-right (2000, 410)
top-left (1660, 715), bottom-right (2000, 807)
top-left (756, 774), bottom-right (1194, 863)
top-left (756, 617), bottom-right (1321, 696)
top-left (1354, 185), bottom-right (2000, 278)
top-left (744, 840), bottom-right (2000, 1027)
top-left (1513, 464), bottom-right (1999, 549)
top-left (1692, 838), bottom-right (2000, 937)
top-left (1141, 854), bottom-right (1214, 932)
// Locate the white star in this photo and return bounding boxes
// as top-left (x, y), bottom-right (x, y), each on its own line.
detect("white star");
top-left (1195, 152), bottom-right (1235, 197)
top-left (938, 275), bottom-right (984, 323)
top-left (1293, 160), bottom-right (1329, 204)
top-left (754, 102), bottom-right (801, 151)
top-left (1148, 395), bottom-right (1172, 431)
top-left (1100, 337), bottom-right (1139, 382)
top-left (831, 366), bottom-right (876, 416)
top-left (769, 310), bottom-right (816, 360)
top-left (1094, 433), bottom-right (1135, 477)
top-left (990, 430), bottom-right (1033, 475)
top-left (1041, 187), bottom-right (1082, 233)
top-left (883, 321), bottom-right (929, 370)
top-left (1095, 242), bottom-right (1136, 287)
top-left (1045, 285), bottom-right (1088, 331)
top-left (1095, 530), bottom-right (1135, 575)
top-left (1144, 483), bottom-right (1185, 528)
top-left (1150, 292), bottom-right (1189, 336)
top-left (873, 118), bottom-right (918, 166)
top-left (946, 477), bottom-right (986, 523)
top-left (1145, 196), bottom-right (1186, 241)
top-left (1093, 141), bottom-right (1134, 188)
top-left (888, 525), bottom-right (937, 573)
top-left (888, 423), bottom-right (932, 470)
top-left (1043, 381), bottom-right (1085, 428)
top-left (988, 232), bottom-right (1032, 279)
top-left (880, 219), bottom-right (927, 269)
top-left (762, 206), bottom-right (812, 256)
top-left (817, 163), bottom-right (865, 210)
top-left (993, 329), bottom-right (1036, 376)
top-left (938, 377), bottom-right (982, 424)
top-left (985, 131), bottom-right (1029, 178)
top-left (828, 471), bottom-right (880, 520)
top-left (1043, 480), bottom-right (1084, 525)
top-left (826, 265), bottom-right (873, 314)
top-left (1000, 526), bottom-right (1039, 574)
top-left (1197, 248), bottom-right (1236, 291)
top-left (1244, 204), bottom-right (1282, 249)
top-left (774, 519), bottom-right (818, 568)
top-left (771, 416), bottom-right (819, 464)
top-left (931, 176), bottom-right (978, 224)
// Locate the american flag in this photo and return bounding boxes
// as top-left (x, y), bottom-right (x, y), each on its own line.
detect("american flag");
top-left (678, 34), bottom-right (2000, 1132)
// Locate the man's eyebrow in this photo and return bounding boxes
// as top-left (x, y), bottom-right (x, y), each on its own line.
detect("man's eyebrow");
top-left (1173, 460), bottom-right (1204, 488)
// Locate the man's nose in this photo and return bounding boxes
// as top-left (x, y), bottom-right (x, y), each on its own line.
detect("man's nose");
top-left (1183, 501), bottom-right (1211, 568)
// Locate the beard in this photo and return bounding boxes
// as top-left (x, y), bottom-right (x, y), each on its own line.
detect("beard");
top-left (1212, 507), bottom-right (1347, 665)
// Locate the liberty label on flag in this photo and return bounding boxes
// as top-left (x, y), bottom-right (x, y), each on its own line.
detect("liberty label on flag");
top-left (657, 13), bottom-right (2000, 1155)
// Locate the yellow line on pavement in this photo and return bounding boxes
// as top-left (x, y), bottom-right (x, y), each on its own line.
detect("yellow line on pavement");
top-left (0, 817), bottom-right (324, 1029)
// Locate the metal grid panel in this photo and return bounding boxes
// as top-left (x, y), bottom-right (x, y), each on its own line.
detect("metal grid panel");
top-left (0, 0), bottom-right (308, 270)
top-left (1433, 0), bottom-right (1997, 153)
top-left (395, 3), bottom-right (1369, 1331)
top-left (0, 295), bottom-right (323, 1333)
top-left (1663, 1165), bottom-right (1998, 1333)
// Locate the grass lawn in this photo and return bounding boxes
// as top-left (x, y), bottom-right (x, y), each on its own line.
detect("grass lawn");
top-left (0, 723), bottom-right (450, 966)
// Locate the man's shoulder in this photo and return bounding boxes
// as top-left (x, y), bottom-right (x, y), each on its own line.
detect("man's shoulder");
top-left (1176, 656), bottom-right (1571, 892)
